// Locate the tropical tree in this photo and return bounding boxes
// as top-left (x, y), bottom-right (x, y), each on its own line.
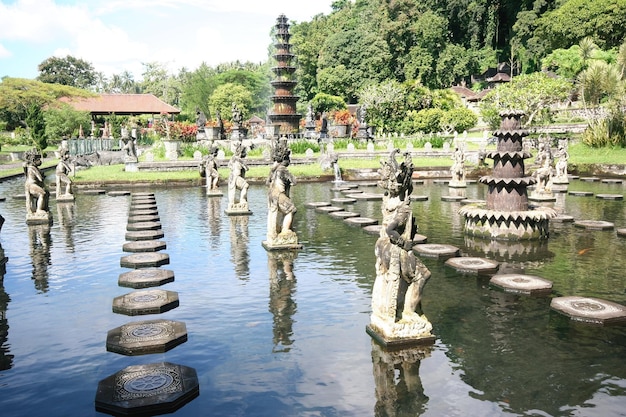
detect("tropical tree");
top-left (37, 55), bottom-right (97, 89)
top-left (208, 83), bottom-right (253, 122)
top-left (25, 103), bottom-right (47, 152)
top-left (577, 60), bottom-right (622, 107)
top-left (44, 103), bottom-right (91, 142)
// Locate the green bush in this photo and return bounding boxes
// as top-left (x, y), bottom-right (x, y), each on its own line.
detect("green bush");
top-left (407, 108), bottom-right (445, 133)
top-left (440, 107), bottom-right (478, 133)
top-left (289, 139), bottom-right (320, 154)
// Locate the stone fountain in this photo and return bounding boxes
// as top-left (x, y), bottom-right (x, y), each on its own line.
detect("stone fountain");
top-left (459, 111), bottom-right (556, 240)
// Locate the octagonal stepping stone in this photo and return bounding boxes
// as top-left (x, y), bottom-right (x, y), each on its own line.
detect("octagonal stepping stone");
top-left (461, 199), bottom-right (484, 205)
top-left (413, 244), bottom-right (460, 259)
top-left (132, 192), bottom-right (155, 197)
top-left (128, 214), bottom-right (160, 224)
top-left (580, 177), bottom-right (600, 182)
top-left (126, 221), bottom-right (162, 231)
top-left (132, 195), bottom-right (156, 201)
top-left (106, 319), bottom-right (187, 355)
top-left (433, 179), bottom-right (449, 185)
top-left (358, 181), bottom-right (379, 187)
top-left (490, 274), bottom-right (553, 296)
top-left (331, 197), bottom-right (357, 204)
top-left (123, 240), bottom-right (167, 253)
top-left (601, 179), bottom-right (623, 184)
top-left (315, 205), bottom-right (343, 214)
top-left (341, 188), bottom-right (363, 194)
top-left (331, 186), bottom-right (353, 192)
top-left (119, 268), bottom-right (175, 288)
top-left (304, 201), bottom-right (331, 209)
top-left (617, 228), bottom-right (626, 237)
top-left (126, 230), bottom-right (165, 241)
top-left (596, 194), bottom-right (623, 200)
top-left (445, 257), bottom-right (499, 275)
top-left (412, 195), bottom-right (429, 201)
top-left (108, 190), bottom-right (131, 197)
top-left (95, 362), bottom-right (198, 416)
top-left (82, 189), bottom-right (106, 195)
top-left (113, 289), bottom-right (179, 316)
top-left (551, 214), bottom-right (574, 222)
top-left (412, 234), bottom-right (428, 244)
top-left (121, 252), bottom-right (170, 269)
top-left (412, 179), bottom-right (425, 185)
top-left (550, 296), bottom-right (626, 325)
top-left (129, 208), bottom-right (159, 216)
top-left (441, 195), bottom-right (466, 202)
top-left (346, 192), bottom-right (383, 201)
top-left (344, 217), bottom-right (378, 227)
top-left (573, 220), bottom-right (614, 230)
top-left (0, 197), bottom-right (5, 202)
top-left (12, 194), bottom-right (26, 200)
top-left (363, 224), bottom-right (382, 235)
top-left (568, 190), bottom-right (594, 197)
top-left (329, 211), bottom-right (360, 219)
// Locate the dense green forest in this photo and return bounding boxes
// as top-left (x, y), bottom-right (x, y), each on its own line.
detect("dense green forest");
top-left (2, 0), bottom-right (626, 147)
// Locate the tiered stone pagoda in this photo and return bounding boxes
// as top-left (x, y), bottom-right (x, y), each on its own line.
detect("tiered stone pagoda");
top-left (268, 14), bottom-right (301, 134)
top-left (459, 111), bottom-right (556, 240)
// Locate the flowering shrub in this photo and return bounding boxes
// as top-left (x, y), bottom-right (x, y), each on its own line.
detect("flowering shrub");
top-left (154, 119), bottom-right (198, 142)
top-left (331, 109), bottom-right (354, 125)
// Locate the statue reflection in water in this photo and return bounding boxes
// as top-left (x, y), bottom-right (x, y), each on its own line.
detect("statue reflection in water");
top-left (229, 216), bottom-right (250, 280)
top-left (371, 342), bottom-right (431, 417)
top-left (267, 251), bottom-right (297, 353)
top-left (207, 197), bottom-right (222, 250)
top-left (56, 201), bottom-right (75, 253)
top-left (0, 244), bottom-right (12, 371)
top-left (28, 224), bottom-right (52, 292)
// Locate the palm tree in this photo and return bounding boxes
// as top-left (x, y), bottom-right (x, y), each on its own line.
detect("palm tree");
top-left (578, 37), bottom-right (598, 68)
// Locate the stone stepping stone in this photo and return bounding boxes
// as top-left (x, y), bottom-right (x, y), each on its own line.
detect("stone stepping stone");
top-left (412, 234), bottom-right (428, 244)
top-left (363, 225), bottom-right (382, 235)
top-left (573, 220), bottom-right (614, 230)
top-left (601, 179), bottom-right (623, 184)
top-left (127, 221), bottom-right (162, 231)
top-left (123, 240), bottom-right (167, 253)
top-left (433, 179), bottom-right (449, 185)
top-left (126, 230), bottom-right (165, 241)
top-left (568, 190), bottom-right (594, 197)
top-left (131, 203), bottom-right (158, 211)
top-left (344, 217), bottom-right (378, 227)
top-left (128, 214), bottom-right (160, 224)
top-left (617, 228), bottom-right (626, 237)
top-left (82, 189), bottom-right (106, 195)
top-left (412, 195), bottom-right (429, 201)
top-left (95, 362), bottom-right (199, 416)
top-left (568, 175), bottom-right (580, 180)
top-left (358, 181), bottom-right (379, 187)
top-left (580, 177), bottom-right (600, 182)
top-left (129, 208), bottom-right (159, 216)
top-left (329, 210), bottom-right (360, 219)
top-left (0, 197), bottom-right (5, 202)
top-left (304, 201), bottom-right (331, 209)
top-left (132, 192), bottom-right (155, 197)
top-left (315, 206), bottom-right (343, 214)
top-left (461, 199), bottom-right (485, 205)
top-left (345, 192), bottom-right (383, 201)
top-left (341, 188), bottom-right (363, 194)
top-left (550, 296), bottom-right (626, 325)
top-left (331, 197), bottom-right (357, 204)
top-left (108, 190), bottom-right (131, 197)
top-left (112, 289), bottom-right (179, 316)
top-left (490, 274), bottom-right (553, 296)
top-left (12, 194), bottom-right (26, 200)
top-left (441, 195), bottom-right (466, 202)
top-left (551, 214), bottom-right (574, 222)
top-left (445, 257), bottom-right (500, 275)
top-left (119, 268), bottom-right (175, 288)
top-left (413, 243), bottom-right (460, 259)
top-left (120, 252), bottom-right (170, 269)
top-left (596, 194), bottom-right (623, 200)
top-left (106, 319), bottom-right (188, 356)
top-left (330, 186), bottom-right (354, 192)
top-left (412, 179), bottom-right (425, 185)
top-left (132, 195), bottom-right (156, 201)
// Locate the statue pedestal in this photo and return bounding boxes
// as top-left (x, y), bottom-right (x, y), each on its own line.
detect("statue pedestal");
top-left (529, 190), bottom-right (557, 202)
top-left (262, 230), bottom-right (302, 251)
top-left (225, 202), bottom-right (252, 216)
top-left (448, 179), bottom-right (467, 188)
top-left (206, 188), bottom-right (223, 197)
top-left (26, 211), bottom-right (52, 225)
top-left (56, 194), bottom-right (75, 203)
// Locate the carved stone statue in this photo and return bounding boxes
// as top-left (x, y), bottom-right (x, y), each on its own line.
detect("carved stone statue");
top-left (449, 145), bottom-right (466, 187)
top-left (200, 146), bottom-right (222, 196)
top-left (553, 139), bottom-right (569, 185)
top-left (23, 149), bottom-right (51, 224)
top-left (55, 147), bottom-right (74, 202)
top-left (232, 103), bottom-right (243, 126)
top-left (263, 139), bottom-right (301, 250)
top-left (368, 149), bottom-right (433, 346)
top-left (225, 142), bottom-right (251, 215)
top-left (216, 110), bottom-right (225, 140)
top-left (531, 142), bottom-right (554, 197)
top-left (121, 126), bottom-right (137, 162)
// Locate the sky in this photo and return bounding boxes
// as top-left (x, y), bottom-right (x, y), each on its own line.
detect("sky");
top-left (0, 0), bottom-right (333, 81)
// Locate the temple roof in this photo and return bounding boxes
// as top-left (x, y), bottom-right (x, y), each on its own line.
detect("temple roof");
top-left (59, 94), bottom-right (180, 116)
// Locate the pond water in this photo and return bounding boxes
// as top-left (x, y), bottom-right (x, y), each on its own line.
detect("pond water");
top-left (0, 176), bottom-right (625, 417)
